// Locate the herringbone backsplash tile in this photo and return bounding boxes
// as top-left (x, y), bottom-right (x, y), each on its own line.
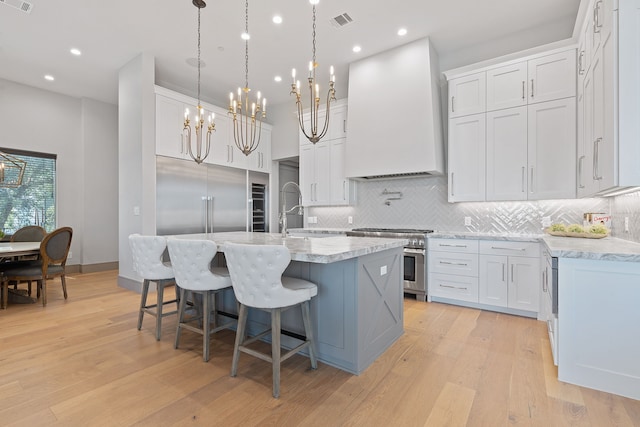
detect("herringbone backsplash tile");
top-left (306, 176), bottom-right (640, 240)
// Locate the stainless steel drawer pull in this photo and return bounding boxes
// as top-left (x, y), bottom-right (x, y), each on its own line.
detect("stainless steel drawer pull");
top-left (440, 284), bottom-right (468, 291)
top-left (439, 244), bottom-right (467, 248)
top-left (490, 246), bottom-right (526, 251)
top-left (439, 261), bottom-right (468, 266)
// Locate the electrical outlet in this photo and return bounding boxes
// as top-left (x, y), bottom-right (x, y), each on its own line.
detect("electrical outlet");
top-left (625, 216), bottom-right (629, 232)
top-left (380, 265), bottom-right (387, 276)
top-left (542, 216), bottom-right (551, 227)
top-left (68, 251), bottom-right (72, 259)
top-left (464, 217), bottom-right (471, 226)
top-left (348, 216), bottom-right (353, 224)
top-left (133, 206), bottom-right (140, 216)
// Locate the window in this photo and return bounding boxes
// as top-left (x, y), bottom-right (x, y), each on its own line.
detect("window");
top-left (0, 148), bottom-right (56, 234)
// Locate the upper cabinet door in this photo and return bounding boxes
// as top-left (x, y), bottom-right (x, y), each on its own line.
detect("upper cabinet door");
top-left (448, 113), bottom-right (486, 202)
top-left (156, 94), bottom-right (188, 160)
top-left (486, 62), bottom-right (528, 112)
top-left (527, 50), bottom-right (577, 104)
top-left (449, 72), bottom-right (486, 118)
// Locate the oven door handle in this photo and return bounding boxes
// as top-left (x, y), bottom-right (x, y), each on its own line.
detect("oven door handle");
top-left (404, 248), bottom-right (426, 255)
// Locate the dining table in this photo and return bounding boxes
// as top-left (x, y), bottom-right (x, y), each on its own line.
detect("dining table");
top-left (0, 241), bottom-right (41, 309)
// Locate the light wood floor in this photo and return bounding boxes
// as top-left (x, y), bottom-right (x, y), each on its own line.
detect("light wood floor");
top-left (1, 270), bottom-right (639, 426)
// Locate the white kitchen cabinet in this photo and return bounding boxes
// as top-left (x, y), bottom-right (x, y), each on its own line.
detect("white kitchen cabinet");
top-left (329, 139), bottom-right (355, 205)
top-left (299, 100), bottom-right (355, 206)
top-left (486, 106), bottom-right (528, 201)
top-left (448, 114), bottom-right (486, 202)
top-left (448, 72), bottom-right (486, 118)
top-left (428, 238), bottom-right (479, 303)
top-left (246, 126), bottom-right (271, 173)
top-left (479, 241), bottom-right (540, 314)
top-left (527, 98), bottom-right (576, 200)
top-left (527, 50), bottom-right (576, 104)
top-left (300, 141), bottom-right (330, 206)
top-left (558, 257), bottom-right (640, 400)
top-left (156, 94), bottom-right (190, 160)
top-left (575, 0), bottom-right (640, 196)
top-left (486, 63), bottom-right (527, 111)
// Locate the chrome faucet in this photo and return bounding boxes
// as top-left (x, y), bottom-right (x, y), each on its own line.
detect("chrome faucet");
top-left (279, 181), bottom-right (304, 237)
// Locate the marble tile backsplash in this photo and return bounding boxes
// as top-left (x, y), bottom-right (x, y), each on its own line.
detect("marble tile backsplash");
top-left (306, 176), bottom-right (626, 237)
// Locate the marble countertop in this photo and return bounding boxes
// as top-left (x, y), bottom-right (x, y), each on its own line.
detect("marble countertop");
top-left (429, 231), bottom-right (543, 242)
top-left (286, 228), bottom-right (349, 235)
top-left (542, 235), bottom-right (640, 262)
top-left (171, 232), bottom-right (407, 264)
top-left (428, 231), bottom-right (640, 262)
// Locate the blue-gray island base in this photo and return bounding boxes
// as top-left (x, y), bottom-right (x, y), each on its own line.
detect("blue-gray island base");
top-left (173, 232), bottom-right (407, 374)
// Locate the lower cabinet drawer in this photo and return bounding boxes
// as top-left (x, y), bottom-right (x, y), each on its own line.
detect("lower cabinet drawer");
top-left (429, 251), bottom-right (479, 276)
top-left (429, 273), bottom-right (479, 303)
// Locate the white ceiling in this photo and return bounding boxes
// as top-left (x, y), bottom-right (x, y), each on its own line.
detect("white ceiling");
top-left (0, 0), bottom-right (582, 108)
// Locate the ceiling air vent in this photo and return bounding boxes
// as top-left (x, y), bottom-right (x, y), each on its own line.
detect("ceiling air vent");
top-left (0, 0), bottom-right (33, 14)
top-left (330, 13), bottom-right (353, 28)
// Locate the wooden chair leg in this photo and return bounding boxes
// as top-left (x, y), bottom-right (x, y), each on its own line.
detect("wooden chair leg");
top-left (27, 280), bottom-right (32, 297)
top-left (301, 300), bottom-right (318, 370)
top-left (231, 304), bottom-right (248, 377)
top-left (1, 278), bottom-right (8, 310)
top-left (155, 280), bottom-right (165, 341)
top-left (41, 278), bottom-right (47, 306)
top-left (61, 275), bottom-right (68, 299)
top-left (272, 308), bottom-right (282, 398)
top-left (138, 280), bottom-right (150, 331)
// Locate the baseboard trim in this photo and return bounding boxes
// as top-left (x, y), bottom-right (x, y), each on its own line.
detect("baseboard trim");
top-left (118, 275), bottom-right (143, 293)
top-left (65, 262), bottom-right (119, 274)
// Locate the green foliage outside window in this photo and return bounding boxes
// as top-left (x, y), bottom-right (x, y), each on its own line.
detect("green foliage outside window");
top-left (0, 149), bottom-right (56, 234)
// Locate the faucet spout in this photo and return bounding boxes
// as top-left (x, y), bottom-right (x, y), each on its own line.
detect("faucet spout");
top-left (280, 181), bottom-right (304, 237)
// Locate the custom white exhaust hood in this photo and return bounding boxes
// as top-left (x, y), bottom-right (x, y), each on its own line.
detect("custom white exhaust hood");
top-left (346, 37), bottom-right (445, 180)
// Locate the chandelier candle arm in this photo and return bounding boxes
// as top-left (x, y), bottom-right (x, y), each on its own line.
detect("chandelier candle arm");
top-left (290, 1), bottom-right (336, 144)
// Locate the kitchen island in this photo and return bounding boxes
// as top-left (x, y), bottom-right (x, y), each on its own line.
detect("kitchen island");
top-left (172, 232), bottom-right (407, 375)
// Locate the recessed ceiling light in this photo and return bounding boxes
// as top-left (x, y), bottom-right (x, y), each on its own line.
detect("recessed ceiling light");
top-left (44, 75), bottom-right (55, 81)
top-left (272, 15), bottom-right (282, 24)
top-left (241, 32), bottom-right (250, 40)
top-left (352, 45), bottom-right (362, 53)
top-left (274, 76), bottom-right (282, 82)
top-left (397, 28), bottom-right (407, 36)
top-left (309, 0), bottom-right (319, 4)
top-left (70, 48), bottom-right (82, 56)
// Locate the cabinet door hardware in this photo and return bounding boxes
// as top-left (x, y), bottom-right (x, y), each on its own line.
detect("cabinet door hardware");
top-left (450, 172), bottom-right (455, 196)
top-left (594, 137), bottom-right (602, 180)
top-left (530, 167), bottom-right (535, 193)
top-left (543, 270), bottom-right (548, 293)
top-left (439, 284), bottom-right (467, 291)
top-left (522, 81), bottom-right (525, 100)
top-left (502, 264), bottom-right (506, 281)
top-left (490, 246), bottom-right (526, 251)
top-left (578, 155), bottom-right (585, 188)
top-left (593, 0), bottom-right (603, 33)
top-left (451, 96), bottom-right (455, 112)
top-left (439, 243), bottom-right (468, 248)
top-left (439, 261), bottom-right (469, 266)
top-left (511, 264), bottom-right (514, 282)
top-left (531, 79), bottom-right (534, 98)
top-left (578, 51), bottom-right (585, 75)
top-left (521, 167), bottom-right (525, 192)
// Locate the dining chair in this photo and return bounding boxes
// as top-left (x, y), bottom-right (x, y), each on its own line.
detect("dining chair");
top-left (223, 242), bottom-right (318, 398)
top-left (10, 225), bottom-right (47, 295)
top-left (2, 226), bottom-right (73, 306)
top-left (128, 234), bottom-right (178, 341)
top-left (167, 238), bottom-right (234, 362)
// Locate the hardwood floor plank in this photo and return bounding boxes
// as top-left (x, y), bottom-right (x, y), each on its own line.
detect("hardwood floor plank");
top-left (0, 271), bottom-right (639, 426)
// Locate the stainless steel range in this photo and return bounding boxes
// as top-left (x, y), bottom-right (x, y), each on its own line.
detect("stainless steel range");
top-left (346, 228), bottom-right (433, 302)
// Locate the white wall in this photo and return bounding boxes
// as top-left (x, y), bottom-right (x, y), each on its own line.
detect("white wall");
top-left (0, 78), bottom-right (118, 267)
top-left (117, 53), bottom-right (157, 289)
top-left (269, 101), bottom-right (299, 161)
top-left (81, 98), bottom-right (119, 265)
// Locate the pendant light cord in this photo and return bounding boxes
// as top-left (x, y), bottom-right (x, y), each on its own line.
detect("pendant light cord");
top-left (245, 0), bottom-right (249, 89)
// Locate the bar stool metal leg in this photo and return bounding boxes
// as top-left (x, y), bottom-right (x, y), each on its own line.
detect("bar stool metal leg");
top-left (301, 300), bottom-right (318, 369)
top-left (272, 308), bottom-right (282, 398)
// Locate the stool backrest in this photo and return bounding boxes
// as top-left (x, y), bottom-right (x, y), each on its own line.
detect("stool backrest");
top-left (128, 234), bottom-right (174, 280)
top-left (167, 238), bottom-right (229, 291)
top-left (223, 242), bottom-right (295, 309)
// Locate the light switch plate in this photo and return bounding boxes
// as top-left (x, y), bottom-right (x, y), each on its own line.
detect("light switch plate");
top-left (464, 217), bottom-right (471, 226)
top-left (380, 265), bottom-right (387, 276)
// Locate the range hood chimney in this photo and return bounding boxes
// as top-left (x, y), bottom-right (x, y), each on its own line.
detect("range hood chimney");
top-left (345, 38), bottom-right (444, 180)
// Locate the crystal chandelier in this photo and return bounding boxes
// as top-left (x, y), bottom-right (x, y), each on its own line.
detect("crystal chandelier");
top-left (291, 0), bottom-right (336, 144)
top-left (0, 151), bottom-right (26, 188)
top-left (183, 0), bottom-right (215, 164)
top-left (228, 0), bottom-right (265, 156)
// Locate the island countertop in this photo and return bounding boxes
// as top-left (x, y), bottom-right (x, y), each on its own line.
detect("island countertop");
top-left (171, 232), bottom-right (407, 264)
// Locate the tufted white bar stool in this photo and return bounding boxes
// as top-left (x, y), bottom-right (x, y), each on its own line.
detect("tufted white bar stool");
top-left (129, 234), bottom-right (178, 341)
top-left (167, 238), bottom-right (234, 362)
top-left (223, 242), bottom-right (318, 398)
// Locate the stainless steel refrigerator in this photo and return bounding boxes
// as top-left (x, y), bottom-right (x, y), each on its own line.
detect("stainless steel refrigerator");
top-left (156, 156), bottom-right (269, 235)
